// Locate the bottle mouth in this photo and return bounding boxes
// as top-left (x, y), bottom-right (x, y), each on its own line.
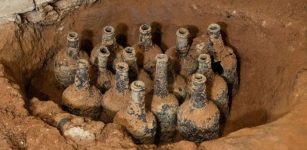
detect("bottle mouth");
top-left (103, 26), bottom-right (115, 34)
top-left (198, 54), bottom-right (211, 64)
top-left (176, 28), bottom-right (189, 38)
top-left (131, 80), bottom-right (145, 92)
top-left (139, 24), bottom-right (151, 34)
top-left (155, 54), bottom-right (168, 63)
top-left (116, 62), bottom-right (129, 72)
top-left (208, 23), bottom-right (221, 34)
top-left (99, 46), bottom-right (110, 56)
top-left (67, 32), bottom-right (79, 41)
top-left (124, 47), bottom-right (135, 55)
top-left (78, 59), bottom-right (89, 69)
top-left (192, 73), bottom-right (207, 84)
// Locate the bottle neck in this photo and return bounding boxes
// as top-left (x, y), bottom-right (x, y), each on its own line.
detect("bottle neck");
top-left (115, 68), bottom-right (129, 94)
top-left (197, 60), bottom-right (213, 80)
top-left (74, 67), bottom-right (90, 90)
top-left (139, 32), bottom-right (152, 50)
top-left (127, 81), bottom-right (146, 122)
top-left (176, 28), bottom-right (190, 57)
top-left (67, 48), bottom-right (78, 59)
top-left (154, 57), bottom-right (169, 97)
top-left (98, 56), bottom-right (108, 73)
top-left (189, 74), bottom-right (208, 108)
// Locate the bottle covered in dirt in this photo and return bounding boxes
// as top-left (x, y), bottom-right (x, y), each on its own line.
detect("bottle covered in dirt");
top-left (114, 81), bottom-right (157, 144)
top-left (100, 62), bottom-right (130, 123)
top-left (90, 26), bottom-right (123, 68)
top-left (177, 73), bottom-right (220, 142)
top-left (54, 31), bottom-right (89, 88)
top-left (151, 54), bottom-right (179, 143)
top-left (165, 28), bottom-right (198, 78)
top-left (30, 98), bottom-right (105, 142)
top-left (121, 47), bottom-right (153, 94)
top-left (207, 23), bottom-right (238, 95)
top-left (96, 46), bottom-right (114, 94)
top-left (61, 59), bottom-right (102, 120)
top-left (197, 54), bottom-right (229, 118)
top-left (133, 24), bottom-right (162, 74)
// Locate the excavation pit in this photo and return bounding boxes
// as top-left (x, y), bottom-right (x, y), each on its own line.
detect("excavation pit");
top-left (0, 0), bottom-right (306, 149)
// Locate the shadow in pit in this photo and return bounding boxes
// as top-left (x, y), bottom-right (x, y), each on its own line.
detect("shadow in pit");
top-left (80, 29), bottom-right (94, 55)
top-left (116, 23), bottom-right (129, 47)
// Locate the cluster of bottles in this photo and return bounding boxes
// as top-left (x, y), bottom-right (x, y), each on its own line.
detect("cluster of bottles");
top-left (53, 23), bottom-right (238, 143)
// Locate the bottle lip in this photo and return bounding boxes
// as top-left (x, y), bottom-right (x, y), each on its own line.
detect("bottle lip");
top-left (208, 23), bottom-right (221, 34)
top-left (77, 59), bottom-right (89, 69)
top-left (198, 54), bottom-right (211, 64)
top-left (155, 54), bottom-right (168, 63)
top-left (139, 24), bottom-right (151, 34)
top-left (67, 31), bottom-right (79, 41)
top-left (124, 47), bottom-right (136, 56)
top-left (98, 46), bottom-right (110, 57)
top-left (131, 80), bottom-right (145, 92)
top-left (192, 73), bottom-right (207, 84)
top-left (116, 62), bottom-right (129, 72)
top-left (103, 26), bottom-right (115, 35)
top-left (176, 28), bottom-right (189, 38)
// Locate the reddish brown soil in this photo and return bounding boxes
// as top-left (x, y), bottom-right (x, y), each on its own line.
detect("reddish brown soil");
top-left (0, 0), bottom-right (306, 149)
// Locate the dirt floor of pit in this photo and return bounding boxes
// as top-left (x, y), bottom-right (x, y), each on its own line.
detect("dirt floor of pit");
top-left (0, 0), bottom-right (306, 149)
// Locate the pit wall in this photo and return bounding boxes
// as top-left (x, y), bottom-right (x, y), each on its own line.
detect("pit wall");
top-left (0, 0), bottom-right (97, 25)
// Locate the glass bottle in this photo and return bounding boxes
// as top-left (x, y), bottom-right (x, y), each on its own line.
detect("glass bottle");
top-left (96, 46), bottom-right (114, 94)
top-left (114, 81), bottom-right (156, 144)
top-left (151, 54), bottom-right (179, 143)
top-left (207, 23), bottom-right (238, 95)
top-left (30, 98), bottom-right (104, 142)
top-left (165, 28), bottom-right (198, 78)
top-left (90, 26), bottom-right (123, 68)
top-left (197, 54), bottom-right (229, 118)
top-left (133, 24), bottom-right (162, 74)
top-left (54, 31), bottom-right (89, 88)
top-left (61, 59), bottom-right (102, 120)
top-left (177, 73), bottom-right (220, 142)
top-left (100, 62), bottom-right (130, 123)
top-left (121, 47), bottom-right (153, 94)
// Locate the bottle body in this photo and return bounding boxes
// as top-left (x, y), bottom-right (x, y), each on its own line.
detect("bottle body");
top-left (96, 46), bottom-right (114, 94)
top-left (197, 54), bottom-right (229, 118)
top-left (151, 54), bottom-right (179, 143)
top-left (54, 32), bottom-right (89, 88)
top-left (207, 23), bottom-right (238, 95)
top-left (90, 26), bottom-right (123, 69)
top-left (177, 73), bottom-right (220, 142)
top-left (132, 24), bottom-right (162, 74)
top-left (61, 59), bottom-right (102, 120)
top-left (101, 62), bottom-right (130, 123)
top-left (114, 81), bottom-right (157, 144)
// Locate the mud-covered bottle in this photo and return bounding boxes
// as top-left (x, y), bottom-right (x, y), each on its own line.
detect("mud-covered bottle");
top-left (197, 54), bottom-right (229, 118)
top-left (151, 54), bottom-right (179, 143)
top-left (101, 62), bottom-right (130, 123)
top-left (30, 98), bottom-right (105, 142)
top-left (96, 46), bottom-right (114, 94)
top-left (90, 26), bottom-right (123, 68)
top-left (165, 28), bottom-right (198, 78)
top-left (177, 73), bottom-right (220, 142)
top-left (114, 81), bottom-right (157, 144)
top-left (61, 59), bottom-right (102, 120)
top-left (54, 31), bottom-right (89, 88)
top-left (207, 23), bottom-right (238, 95)
top-left (133, 24), bottom-right (162, 74)
top-left (121, 47), bottom-right (153, 94)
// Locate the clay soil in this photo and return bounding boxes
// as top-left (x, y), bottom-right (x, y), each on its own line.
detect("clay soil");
top-left (0, 0), bottom-right (306, 149)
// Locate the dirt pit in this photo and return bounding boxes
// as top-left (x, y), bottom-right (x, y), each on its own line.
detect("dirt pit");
top-left (0, 0), bottom-right (307, 149)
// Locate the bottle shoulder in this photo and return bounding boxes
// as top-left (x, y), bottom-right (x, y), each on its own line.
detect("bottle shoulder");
top-left (178, 100), bottom-right (220, 123)
top-left (102, 88), bottom-right (130, 111)
top-left (62, 85), bottom-right (102, 108)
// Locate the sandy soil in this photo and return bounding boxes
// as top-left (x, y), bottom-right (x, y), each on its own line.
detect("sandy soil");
top-left (0, 0), bottom-right (306, 149)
